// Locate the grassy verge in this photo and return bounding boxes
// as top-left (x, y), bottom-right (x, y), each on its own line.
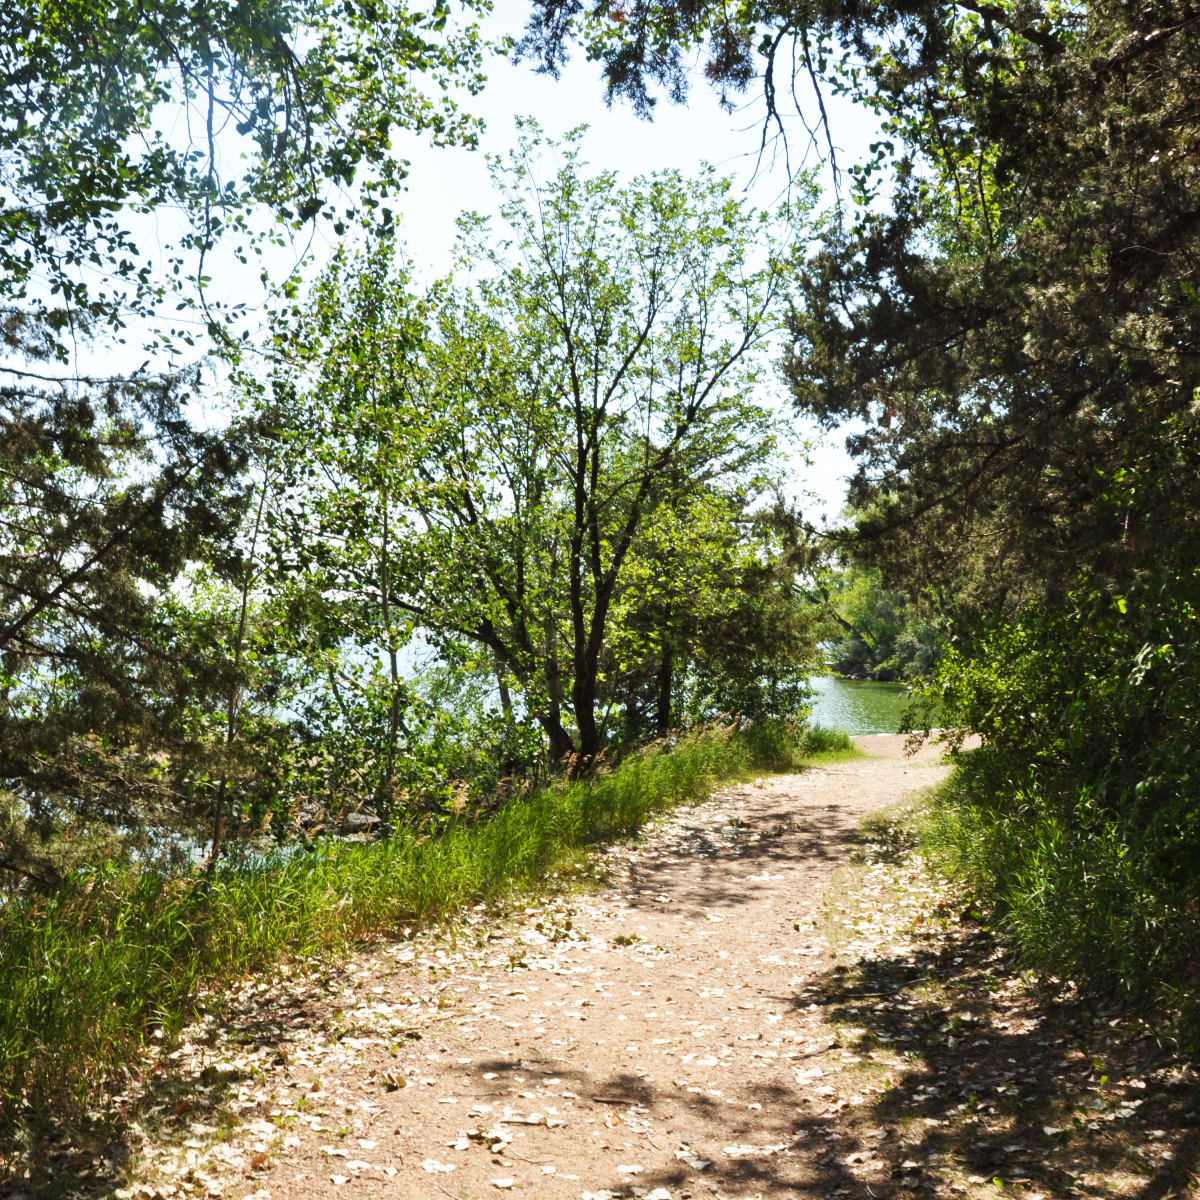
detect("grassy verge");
top-left (798, 804), bottom-right (1199, 1200)
top-left (920, 746), bottom-right (1200, 1032)
top-left (0, 718), bottom-right (848, 1138)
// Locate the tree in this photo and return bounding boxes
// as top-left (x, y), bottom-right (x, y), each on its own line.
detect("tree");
top-left (525, 0), bottom-right (1199, 646)
top-left (778, 0), bottom-right (1198, 1001)
top-left (515, 0), bottom-right (1074, 169)
top-left (269, 241), bottom-right (433, 818)
top-left (284, 126), bottom-right (805, 767)
top-left (604, 487), bottom-right (824, 738)
top-left (786, 0), bottom-right (1200, 616)
top-left (0, 375), bottom-right (254, 886)
top-left (818, 565), bottom-right (942, 681)
top-left (0, 0), bottom-right (494, 885)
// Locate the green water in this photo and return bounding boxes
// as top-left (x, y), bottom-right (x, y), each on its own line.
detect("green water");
top-left (809, 675), bottom-right (915, 735)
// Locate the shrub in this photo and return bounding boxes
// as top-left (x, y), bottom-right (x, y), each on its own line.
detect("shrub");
top-left (924, 747), bottom-right (1200, 1022)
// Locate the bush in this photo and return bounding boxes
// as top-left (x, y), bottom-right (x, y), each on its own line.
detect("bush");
top-left (910, 548), bottom-right (1200, 1032)
top-left (735, 719), bottom-right (852, 769)
top-left (924, 747), bottom-right (1200, 1021)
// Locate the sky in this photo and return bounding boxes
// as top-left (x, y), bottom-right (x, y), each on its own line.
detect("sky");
top-left (390, 0), bottom-right (875, 278)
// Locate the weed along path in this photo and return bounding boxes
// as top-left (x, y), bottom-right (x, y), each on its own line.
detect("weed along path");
top-left (155, 743), bottom-right (952, 1200)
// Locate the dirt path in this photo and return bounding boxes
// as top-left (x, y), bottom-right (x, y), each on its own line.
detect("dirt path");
top-left (100, 739), bottom-right (1197, 1200)
top-left (218, 745), bottom-right (949, 1200)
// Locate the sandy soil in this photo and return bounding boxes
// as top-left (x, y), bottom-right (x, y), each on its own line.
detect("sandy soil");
top-left (239, 750), bottom-right (949, 1200)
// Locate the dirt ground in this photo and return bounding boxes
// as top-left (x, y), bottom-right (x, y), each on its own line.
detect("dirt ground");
top-left (12, 739), bottom-right (1198, 1200)
top-left (142, 743), bottom-right (957, 1200)
top-left (222, 746), bottom-right (949, 1200)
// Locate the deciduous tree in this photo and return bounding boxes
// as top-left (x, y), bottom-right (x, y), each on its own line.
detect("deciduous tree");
top-left (283, 127), bottom-right (808, 767)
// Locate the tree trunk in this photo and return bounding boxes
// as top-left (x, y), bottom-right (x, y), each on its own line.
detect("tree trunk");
top-left (377, 424), bottom-right (402, 820)
top-left (655, 641), bottom-right (673, 737)
top-left (572, 670), bottom-right (601, 767)
top-left (543, 615), bottom-right (575, 763)
top-left (538, 713), bottom-right (576, 763)
top-left (207, 471), bottom-right (269, 881)
top-left (495, 661), bottom-right (514, 722)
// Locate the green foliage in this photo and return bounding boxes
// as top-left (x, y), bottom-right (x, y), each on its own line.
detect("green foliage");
top-left (0, 380), bottom-right (256, 886)
top-left (0, 718), bottom-right (807, 1134)
top-left (821, 566), bottom-right (942, 682)
top-left (607, 490), bottom-right (826, 739)
top-left (914, 533), bottom-right (1200, 1013)
top-left (516, 0), bottom-right (1077, 159)
top-left (0, 0), bottom-right (486, 349)
top-left (787, 0), bottom-right (1200, 624)
top-left (0, 0), bottom-right (491, 887)
top-left (925, 748), bottom-right (1200, 1023)
top-left (275, 125), bottom-right (817, 766)
top-left (735, 719), bottom-right (852, 769)
top-left (0, 132), bottom-right (832, 887)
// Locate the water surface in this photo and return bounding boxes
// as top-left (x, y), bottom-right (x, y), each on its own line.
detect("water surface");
top-left (808, 675), bottom-right (916, 735)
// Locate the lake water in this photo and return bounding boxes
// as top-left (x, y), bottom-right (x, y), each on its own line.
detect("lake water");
top-left (808, 675), bottom-right (916, 735)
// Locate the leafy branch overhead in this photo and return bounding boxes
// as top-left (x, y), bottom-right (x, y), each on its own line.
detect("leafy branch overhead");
top-left (0, 0), bottom-right (489, 353)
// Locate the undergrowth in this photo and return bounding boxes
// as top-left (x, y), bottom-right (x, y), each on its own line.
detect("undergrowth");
top-left (921, 746), bottom-right (1200, 1038)
top-left (0, 718), bottom-right (846, 1138)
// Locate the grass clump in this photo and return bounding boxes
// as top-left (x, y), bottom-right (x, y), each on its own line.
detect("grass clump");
top-left (735, 719), bottom-right (852, 767)
top-left (0, 717), bottom-right (825, 1137)
top-left (922, 746), bottom-right (1200, 1026)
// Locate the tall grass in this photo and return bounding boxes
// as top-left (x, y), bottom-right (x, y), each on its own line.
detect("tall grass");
top-left (922, 747), bottom-right (1200, 1023)
top-left (0, 719), bottom-right (840, 1136)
